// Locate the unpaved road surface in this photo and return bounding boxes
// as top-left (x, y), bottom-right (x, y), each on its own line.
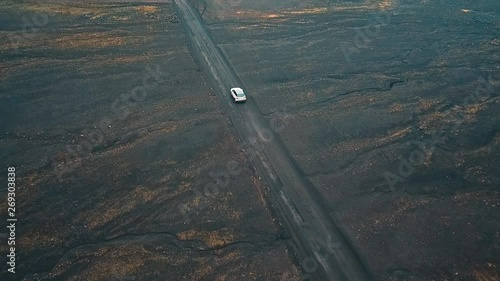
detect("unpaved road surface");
top-left (174, 0), bottom-right (372, 279)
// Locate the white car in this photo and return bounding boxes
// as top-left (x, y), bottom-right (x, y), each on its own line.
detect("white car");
top-left (230, 87), bottom-right (247, 103)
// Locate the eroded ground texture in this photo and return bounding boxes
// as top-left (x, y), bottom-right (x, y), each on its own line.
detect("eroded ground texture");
top-left (1, 0), bottom-right (500, 280)
top-left (192, 0), bottom-right (500, 280)
top-left (0, 1), bottom-right (300, 280)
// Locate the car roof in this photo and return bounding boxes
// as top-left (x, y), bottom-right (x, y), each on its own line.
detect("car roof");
top-left (231, 87), bottom-right (244, 94)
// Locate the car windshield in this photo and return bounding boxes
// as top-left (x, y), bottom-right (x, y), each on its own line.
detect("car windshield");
top-left (236, 92), bottom-right (245, 97)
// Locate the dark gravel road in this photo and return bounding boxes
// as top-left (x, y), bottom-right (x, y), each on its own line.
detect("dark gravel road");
top-left (174, 0), bottom-right (373, 280)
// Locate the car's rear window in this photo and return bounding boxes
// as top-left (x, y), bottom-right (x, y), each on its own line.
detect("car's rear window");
top-left (236, 92), bottom-right (245, 97)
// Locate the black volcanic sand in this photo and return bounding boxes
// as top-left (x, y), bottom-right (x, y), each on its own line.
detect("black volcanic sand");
top-left (192, 0), bottom-right (500, 280)
top-left (0, 1), bottom-right (301, 280)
